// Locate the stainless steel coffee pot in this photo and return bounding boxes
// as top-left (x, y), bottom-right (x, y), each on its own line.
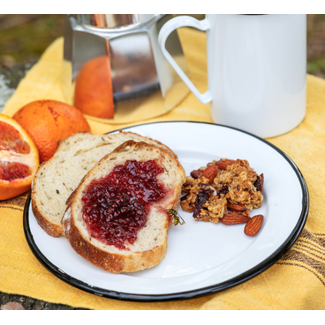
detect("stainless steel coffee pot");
top-left (62, 14), bottom-right (189, 122)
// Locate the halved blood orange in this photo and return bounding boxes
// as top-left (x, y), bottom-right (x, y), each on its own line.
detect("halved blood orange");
top-left (0, 114), bottom-right (39, 200)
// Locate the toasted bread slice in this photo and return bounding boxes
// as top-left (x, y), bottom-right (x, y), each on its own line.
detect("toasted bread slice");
top-left (32, 131), bottom-right (178, 237)
top-left (61, 141), bottom-right (186, 273)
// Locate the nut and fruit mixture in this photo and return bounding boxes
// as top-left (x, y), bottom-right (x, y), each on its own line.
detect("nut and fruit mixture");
top-left (180, 159), bottom-right (264, 235)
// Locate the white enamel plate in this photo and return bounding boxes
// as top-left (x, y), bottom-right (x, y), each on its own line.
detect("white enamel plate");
top-left (24, 121), bottom-right (309, 301)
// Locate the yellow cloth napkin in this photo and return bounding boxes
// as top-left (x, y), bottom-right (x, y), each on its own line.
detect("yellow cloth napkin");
top-left (1, 28), bottom-right (325, 310)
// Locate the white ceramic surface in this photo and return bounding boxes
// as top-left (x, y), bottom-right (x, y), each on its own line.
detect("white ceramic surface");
top-left (25, 122), bottom-right (308, 298)
top-left (159, 15), bottom-right (306, 138)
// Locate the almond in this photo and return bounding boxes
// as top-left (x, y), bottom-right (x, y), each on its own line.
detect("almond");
top-left (217, 159), bottom-right (236, 170)
top-left (220, 212), bottom-right (250, 225)
top-left (190, 170), bottom-right (203, 179)
top-left (244, 214), bottom-right (263, 236)
top-left (227, 203), bottom-right (248, 212)
top-left (202, 165), bottom-right (219, 183)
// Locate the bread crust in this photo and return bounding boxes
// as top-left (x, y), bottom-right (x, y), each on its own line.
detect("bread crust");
top-left (61, 140), bottom-right (185, 273)
top-left (62, 206), bottom-right (169, 273)
top-left (31, 161), bottom-right (64, 237)
top-left (31, 131), bottom-right (180, 238)
top-left (32, 194), bottom-right (64, 237)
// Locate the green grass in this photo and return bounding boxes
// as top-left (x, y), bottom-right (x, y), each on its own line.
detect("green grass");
top-left (0, 15), bottom-right (64, 66)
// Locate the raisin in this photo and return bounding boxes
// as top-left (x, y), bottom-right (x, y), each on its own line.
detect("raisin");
top-left (193, 192), bottom-right (210, 218)
top-left (254, 173), bottom-right (264, 191)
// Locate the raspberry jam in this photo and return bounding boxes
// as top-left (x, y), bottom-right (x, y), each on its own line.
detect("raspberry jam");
top-left (81, 160), bottom-right (166, 250)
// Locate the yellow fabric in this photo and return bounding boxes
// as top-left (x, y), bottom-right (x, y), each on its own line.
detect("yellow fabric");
top-left (1, 28), bottom-right (325, 310)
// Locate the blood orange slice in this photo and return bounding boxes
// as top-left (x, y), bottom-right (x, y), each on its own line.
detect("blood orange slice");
top-left (0, 114), bottom-right (39, 200)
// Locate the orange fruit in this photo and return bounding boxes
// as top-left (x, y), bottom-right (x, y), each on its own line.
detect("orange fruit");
top-left (13, 100), bottom-right (91, 163)
top-left (74, 55), bottom-right (114, 119)
top-left (0, 114), bottom-right (39, 200)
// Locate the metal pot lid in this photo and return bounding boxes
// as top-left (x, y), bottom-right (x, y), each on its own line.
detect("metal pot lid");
top-left (70, 14), bottom-right (161, 29)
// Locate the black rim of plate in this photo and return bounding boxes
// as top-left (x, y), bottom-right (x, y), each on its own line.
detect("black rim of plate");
top-left (23, 120), bottom-right (309, 302)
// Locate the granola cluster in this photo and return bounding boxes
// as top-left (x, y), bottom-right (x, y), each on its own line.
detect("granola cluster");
top-left (180, 159), bottom-right (264, 224)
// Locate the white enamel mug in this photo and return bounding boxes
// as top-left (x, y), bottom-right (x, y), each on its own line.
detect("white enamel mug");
top-left (158, 14), bottom-right (306, 138)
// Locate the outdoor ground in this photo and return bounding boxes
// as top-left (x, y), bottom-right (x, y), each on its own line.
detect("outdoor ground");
top-left (0, 14), bottom-right (325, 77)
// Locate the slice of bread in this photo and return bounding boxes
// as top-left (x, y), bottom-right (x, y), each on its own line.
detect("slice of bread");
top-left (61, 140), bottom-right (186, 273)
top-left (31, 131), bottom-right (178, 237)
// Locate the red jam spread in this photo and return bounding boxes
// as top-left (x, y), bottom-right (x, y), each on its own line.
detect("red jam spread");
top-left (81, 160), bottom-right (166, 250)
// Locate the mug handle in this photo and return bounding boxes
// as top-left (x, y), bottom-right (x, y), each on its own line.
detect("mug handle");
top-left (158, 16), bottom-right (212, 104)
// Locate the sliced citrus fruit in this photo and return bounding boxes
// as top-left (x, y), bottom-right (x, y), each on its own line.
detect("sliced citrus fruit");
top-left (0, 114), bottom-right (39, 200)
